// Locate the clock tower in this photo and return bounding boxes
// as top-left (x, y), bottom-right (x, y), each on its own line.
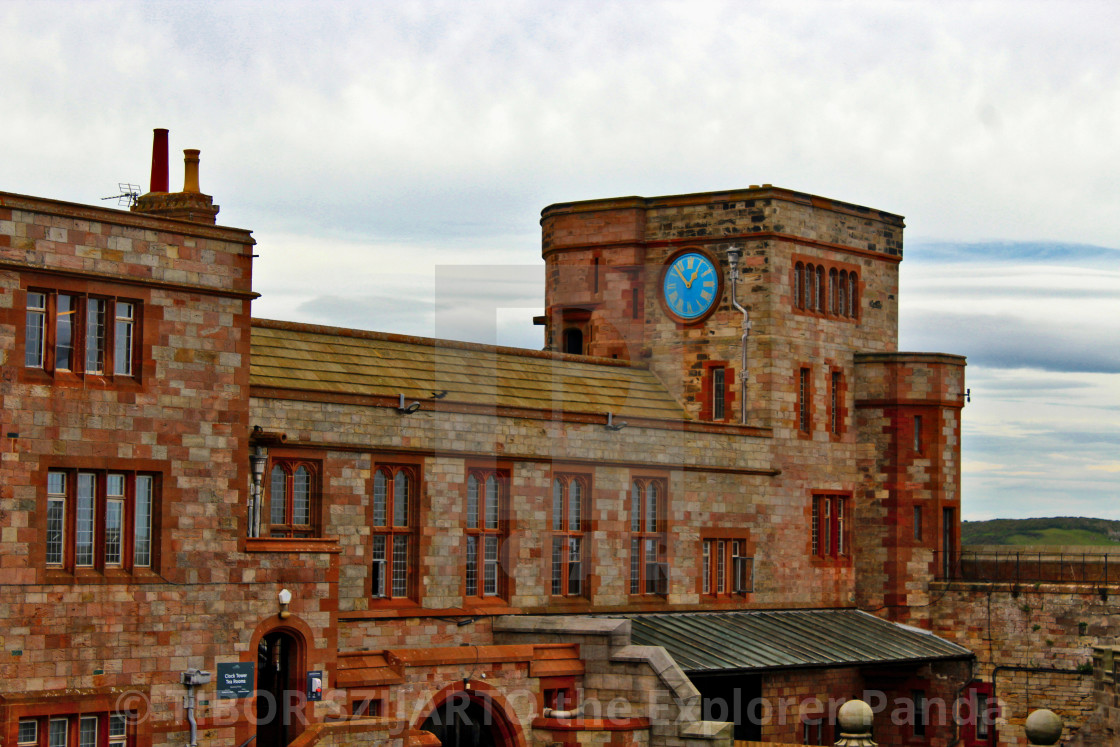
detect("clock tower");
top-left (540, 186), bottom-right (966, 622)
top-left (539, 186), bottom-right (906, 430)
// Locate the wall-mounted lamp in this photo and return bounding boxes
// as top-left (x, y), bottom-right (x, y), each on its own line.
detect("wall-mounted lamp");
top-left (604, 413), bottom-right (627, 431)
top-left (278, 588), bottom-right (292, 619)
top-left (727, 247), bottom-right (742, 280)
top-left (397, 393), bottom-right (421, 414)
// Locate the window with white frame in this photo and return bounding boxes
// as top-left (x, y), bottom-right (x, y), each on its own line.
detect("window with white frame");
top-left (18, 713), bottom-right (133, 747)
top-left (702, 538), bottom-right (753, 595)
top-left (812, 494), bottom-right (848, 559)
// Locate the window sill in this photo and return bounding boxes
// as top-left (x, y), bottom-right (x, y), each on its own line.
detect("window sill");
top-left (532, 716), bottom-right (650, 731)
top-left (462, 597), bottom-right (518, 615)
top-left (19, 367), bottom-right (143, 390)
top-left (44, 567), bottom-right (166, 584)
top-left (546, 595), bottom-right (592, 608)
top-left (245, 537), bottom-right (341, 553)
top-left (368, 597), bottom-right (422, 613)
top-left (810, 555), bottom-right (852, 568)
top-left (625, 594), bottom-right (670, 606)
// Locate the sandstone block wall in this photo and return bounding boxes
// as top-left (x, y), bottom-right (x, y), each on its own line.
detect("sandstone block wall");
top-left (540, 189), bottom-right (904, 432)
top-left (0, 194), bottom-right (339, 747)
top-left (853, 353), bottom-right (966, 625)
top-left (930, 583), bottom-right (1109, 745)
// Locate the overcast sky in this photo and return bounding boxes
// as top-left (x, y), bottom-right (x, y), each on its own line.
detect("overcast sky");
top-left (2, 0), bottom-right (1117, 521)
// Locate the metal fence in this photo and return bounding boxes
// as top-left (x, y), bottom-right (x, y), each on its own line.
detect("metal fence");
top-left (936, 550), bottom-right (1119, 585)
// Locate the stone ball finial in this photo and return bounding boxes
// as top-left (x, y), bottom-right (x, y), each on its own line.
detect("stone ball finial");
top-left (1024, 709), bottom-right (1062, 745)
top-left (838, 699), bottom-right (874, 733)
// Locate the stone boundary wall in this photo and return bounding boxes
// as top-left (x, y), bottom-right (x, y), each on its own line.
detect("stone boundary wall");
top-left (930, 582), bottom-right (1116, 745)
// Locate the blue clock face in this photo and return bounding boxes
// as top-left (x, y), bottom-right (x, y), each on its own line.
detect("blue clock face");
top-left (662, 251), bottom-right (720, 321)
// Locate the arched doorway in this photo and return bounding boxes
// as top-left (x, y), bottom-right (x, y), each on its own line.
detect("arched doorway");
top-left (419, 690), bottom-right (515, 747)
top-left (256, 630), bottom-right (303, 747)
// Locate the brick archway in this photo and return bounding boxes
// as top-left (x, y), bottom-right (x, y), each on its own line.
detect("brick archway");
top-left (416, 682), bottom-right (524, 747)
top-left (246, 616), bottom-right (315, 747)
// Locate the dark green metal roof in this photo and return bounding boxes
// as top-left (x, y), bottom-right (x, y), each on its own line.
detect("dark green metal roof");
top-left (625, 609), bottom-right (973, 674)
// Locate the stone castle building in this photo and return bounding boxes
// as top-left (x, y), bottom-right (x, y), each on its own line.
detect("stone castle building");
top-left (4, 130), bottom-right (1094, 747)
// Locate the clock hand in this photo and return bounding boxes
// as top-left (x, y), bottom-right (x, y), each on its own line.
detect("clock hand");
top-left (688, 269), bottom-right (698, 287)
top-left (673, 264), bottom-right (691, 287)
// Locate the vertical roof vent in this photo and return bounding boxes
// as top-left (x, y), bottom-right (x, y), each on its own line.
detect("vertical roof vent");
top-left (131, 128), bottom-right (220, 224)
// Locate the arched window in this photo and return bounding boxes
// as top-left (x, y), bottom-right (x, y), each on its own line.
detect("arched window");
top-left (630, 478), bottom-right (668, 595)
top-left (267, 459), bottom-right (319, 538)
top-left (465, 469), bottom-right (508, 598)
top-left (551, 475), bottom-right (588, 597)
top-left (829, 269), bottom-right (839, 315)
top-left (371, 466), bottom-right (415, 599)
top-left (790, 259), bottom-right (860, 321)
top-left (816, 266), bottom-right (825, 313)
top-left (806, 264), bottom-right (816, 311)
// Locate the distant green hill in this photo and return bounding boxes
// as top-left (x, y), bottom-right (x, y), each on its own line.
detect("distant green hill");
top-left (962, 517), bottom-right (1120, 546)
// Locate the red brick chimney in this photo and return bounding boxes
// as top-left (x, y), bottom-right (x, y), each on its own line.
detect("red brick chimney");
top-left (150, 128), bottom-right (169, 192)
top-left (132, 129), bottom-right (220, 224)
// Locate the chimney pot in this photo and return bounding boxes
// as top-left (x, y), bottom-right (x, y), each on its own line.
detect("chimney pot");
top-left (183, 149), bottom-right (202, 193)
top-left (150, 128), bottom-right (169, 193)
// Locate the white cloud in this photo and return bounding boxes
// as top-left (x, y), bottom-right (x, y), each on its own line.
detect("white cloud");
top-left (3, 0), bottom-right (1118, 519)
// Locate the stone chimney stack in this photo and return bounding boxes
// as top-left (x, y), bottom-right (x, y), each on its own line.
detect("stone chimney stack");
top-left (132, 129), bottom-right (220, 224)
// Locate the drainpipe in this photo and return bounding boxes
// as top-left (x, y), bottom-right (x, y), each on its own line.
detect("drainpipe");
top-left (180, 669), bottom-right (211, 747)
top-left (248, 444), bottom-right (268, 538)
top-left (726, 247), bottom-right (751, 424)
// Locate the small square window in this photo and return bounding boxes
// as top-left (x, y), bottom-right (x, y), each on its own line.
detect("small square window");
top-left (352, 698), bottom-right (382, 717)
top-left (18, 720), bottom-right (39, 746)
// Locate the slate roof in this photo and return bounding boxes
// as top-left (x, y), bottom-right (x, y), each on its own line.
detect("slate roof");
top-left (250, 319), bottom-right (687, 420)
top-left (625, 609), bottom-right (973, 673)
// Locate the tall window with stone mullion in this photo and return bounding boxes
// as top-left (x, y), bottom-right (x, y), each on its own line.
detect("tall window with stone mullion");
top-left (465, 470), bottom-right (507, 598)
top-left (630, 478), bottom-right (667, 595)
top-left (551, 476), bottom-right (587, 596)
top-left (372, 466), bottom-right (414, 599)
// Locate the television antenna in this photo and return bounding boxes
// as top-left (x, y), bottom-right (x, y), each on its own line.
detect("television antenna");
top-left (102, 183), bottom-right (141, 207)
